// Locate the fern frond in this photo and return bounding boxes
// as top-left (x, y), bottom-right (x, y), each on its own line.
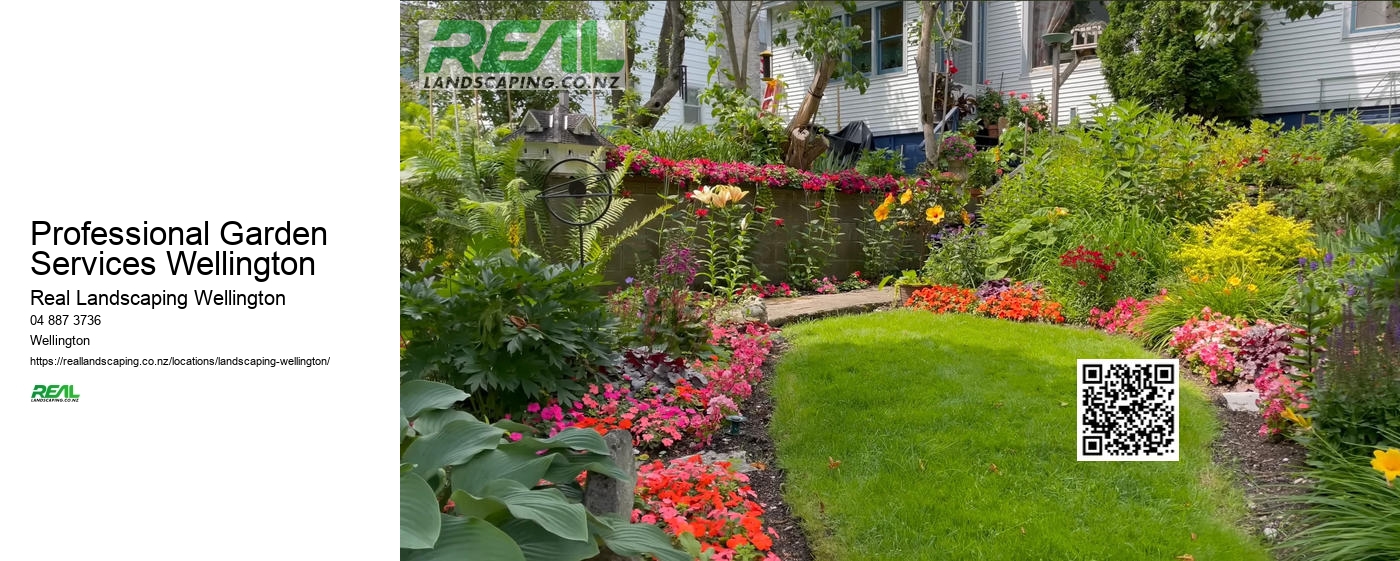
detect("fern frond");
top-left (589, 202), bottom-right (675, 274)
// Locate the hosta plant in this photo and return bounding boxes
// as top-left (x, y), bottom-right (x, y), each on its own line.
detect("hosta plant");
top-left (399, 379), bottom-right (689, 561)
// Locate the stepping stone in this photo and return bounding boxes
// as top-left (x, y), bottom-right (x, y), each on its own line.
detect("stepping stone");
top-left (766, 287), bottom-right (895, 326)
top-left (1219, 391), bottom-right (1260, 412)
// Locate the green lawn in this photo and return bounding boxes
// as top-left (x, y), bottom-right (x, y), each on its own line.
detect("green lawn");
top-left (772, 310), bottom-right (1271, 560)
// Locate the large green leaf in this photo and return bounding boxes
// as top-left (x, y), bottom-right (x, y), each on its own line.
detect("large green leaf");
top-left (481, 479), bottom-right (589, 542)
top-left (401, 380), bottom-right (468, 420)
top-left (448, 489), bottom-right (508, 520)
top-left (413, 409), bottom-right (477, 436)
top-left (510, 427), bottom-right (610, 455)
top-left (451, 447), bottom-right (555, 496)
top-left (499, 519), bottom-right (600, 561)
top-left (402, 419), bottom-right (504, 478)
top-left (541, 453), bottom-right (629, 482)
top-left (402, 515), bottom-right (525, 561)
top-left (400, 473), bottom-right (441, 550)
top-left (590, 514), bottom-right (692, 561)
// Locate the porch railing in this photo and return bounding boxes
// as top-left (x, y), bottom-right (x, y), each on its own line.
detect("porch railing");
top-left (1317, 71), bottom-right (1400, 121)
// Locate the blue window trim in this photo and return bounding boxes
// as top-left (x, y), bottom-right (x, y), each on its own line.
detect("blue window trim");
top-left (1351, 1), bottom-right (1400, 33)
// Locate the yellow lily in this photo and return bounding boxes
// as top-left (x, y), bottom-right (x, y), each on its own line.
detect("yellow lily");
top-left (1373, 448), bottom-right (1400, 486)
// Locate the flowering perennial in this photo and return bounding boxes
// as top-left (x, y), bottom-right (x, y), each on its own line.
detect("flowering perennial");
top-left (1088, 293), bottom-right (1164, 336)
top-left (975, 283), bottom-right (1066, 323)
top-left (1166, 307), bottom-right (1309, 435)
top-left (607, 146), bottom-right (919, 195)
top-left (523, 322), bottom-right (776, 452)
top-left (634, 455), bottom-right (781, 560)
top-left (905, 281), bottom-right (1065, 323)
top-left (906, 285), bottom-right (978, 314)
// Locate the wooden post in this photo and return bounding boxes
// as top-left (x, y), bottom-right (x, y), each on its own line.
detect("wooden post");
top-left (584, 430), bottom-right (638, 561)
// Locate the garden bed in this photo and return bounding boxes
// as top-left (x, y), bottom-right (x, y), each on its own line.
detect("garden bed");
top-left (664, 337), bottom-right (816, 561)
top-left (1200, 381), bottom-right (1309, 552)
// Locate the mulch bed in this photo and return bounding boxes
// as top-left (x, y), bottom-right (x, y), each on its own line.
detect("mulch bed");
top-left (1199, 381), bottom-right (1310, 557)
top-left (697, 338), bottom-right (815, 561)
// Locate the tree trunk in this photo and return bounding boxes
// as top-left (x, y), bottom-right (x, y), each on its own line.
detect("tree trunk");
top-left (633, 0), bottom-right (688, 130)
top-left (782, 56), bottom-right (838, 169)
top-left (716, 0), bottom-right (763, 94)
top-left (918, 0), bottom-right (938, 165)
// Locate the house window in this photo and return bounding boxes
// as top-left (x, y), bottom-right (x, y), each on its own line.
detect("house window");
top-left (1354, 1), bottom-right (1400, 31)
top-left (683, 86), bottom-right (701, 124)
top-left (876, 4), bottom-right (904, 74)
top-left (1028, 1), bottom-right (1108, 68)
top-left (835, 3), bottom-right (903, 76)
top-left (758, 15), bottom-right (771, 54)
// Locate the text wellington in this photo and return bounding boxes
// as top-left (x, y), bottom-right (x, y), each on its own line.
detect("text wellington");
top-left (31, 221), bottom-right (326, 283)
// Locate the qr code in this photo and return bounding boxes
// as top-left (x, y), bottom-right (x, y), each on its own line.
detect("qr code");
top-left (1077, 359), bottom-right (1179, 462)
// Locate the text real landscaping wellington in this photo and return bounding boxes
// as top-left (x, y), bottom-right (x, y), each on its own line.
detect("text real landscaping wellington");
top-left (28, 220), bottom-right (330, 310)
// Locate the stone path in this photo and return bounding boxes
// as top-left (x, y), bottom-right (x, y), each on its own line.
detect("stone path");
top-left (765, 287), bottom-right (897, 327)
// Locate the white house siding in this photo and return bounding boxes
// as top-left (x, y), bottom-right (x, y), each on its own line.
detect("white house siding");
top-left (981, 1), bottom-right (1113, 126)
top-left (1251, 2), bottom-right (1400, 114)
top-left (589, 1), bottom-right (720, 130)
top-left (768, 1), bottom-right (924, 136)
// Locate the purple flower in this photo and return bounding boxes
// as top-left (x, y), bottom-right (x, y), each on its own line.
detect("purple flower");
top-left (625, 276), bottom-right (635, 284)
top-left (1323, 252), bottom-right (1334, 267)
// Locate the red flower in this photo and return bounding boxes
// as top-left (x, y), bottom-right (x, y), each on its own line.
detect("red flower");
top-left (774, 218), bottom-right (785, 227)
top-left (695, 208), bottom-right (708, 218)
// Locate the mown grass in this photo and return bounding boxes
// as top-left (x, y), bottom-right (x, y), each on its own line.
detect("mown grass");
top-left (772, 310), bottom-right (1271, 560)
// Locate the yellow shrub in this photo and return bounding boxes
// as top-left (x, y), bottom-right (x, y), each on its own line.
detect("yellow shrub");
top-left (1177, 201), bottom-right (1318, 276)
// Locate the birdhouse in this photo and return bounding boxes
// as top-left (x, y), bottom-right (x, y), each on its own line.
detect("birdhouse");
top-left (506, 100), bottom-right (613, 175)
top-left (1071, 21), bottom-right (1107, 55)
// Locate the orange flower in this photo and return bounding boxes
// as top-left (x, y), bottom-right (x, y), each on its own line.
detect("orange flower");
top-left (874, 202), bottom-right (892, 222)
top-left (751, 532), bottom-right (773, 551)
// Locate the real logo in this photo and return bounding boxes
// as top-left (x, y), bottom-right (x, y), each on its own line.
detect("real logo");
top-left (417, 20), bottom-right (626, 90)
top-left (32, 384), bottom-right (80, 402)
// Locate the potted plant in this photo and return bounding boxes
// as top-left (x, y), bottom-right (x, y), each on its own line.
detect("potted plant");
top-left (938, 133), bottom-right (977, 178)
top-left (890, 269), bottom-right (932, 305)
top-left (974, 87), bottom-right (1005, 137)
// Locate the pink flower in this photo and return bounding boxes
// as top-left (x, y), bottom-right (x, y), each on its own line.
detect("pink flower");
top-left (1020, 93), bottom-right (1029, 100)
top-left (1021, 105), bottom-right (1030, 113)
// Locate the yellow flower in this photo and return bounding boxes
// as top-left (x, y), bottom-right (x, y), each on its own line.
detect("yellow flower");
top-left (712, 184), bottom-right (748, 208)
top-left (1373, 448), bottom-right (1400, 486)
top-left (1228, 276), bottom-right (1242, 287)
top-left (882, 193), bottom-right (895, 206)
top-left (962, 210), bottom-right (972, 226)
top-left (1280, 407), bottom-right (1311, 430)
top-left (874, 203), bottom-right (892, 222)
top-left (1054, 207), bottom-right (1069, 217)
top-left (692, 185), bottom-right (748, 208)
top-left (899, 189), bottom-right (913, 205)
top-left (1246, 284), bottom-right (1257, 293)
top-left (926, 205), bottom-right (945, 224)
top-left (1223, 287), bottom-right (1232, 295)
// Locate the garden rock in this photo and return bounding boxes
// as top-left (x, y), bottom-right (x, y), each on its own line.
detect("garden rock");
top-left (700, 449), bottom-right (756, 473)
top-left (1218, 391), bottom-right (1260, 412)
